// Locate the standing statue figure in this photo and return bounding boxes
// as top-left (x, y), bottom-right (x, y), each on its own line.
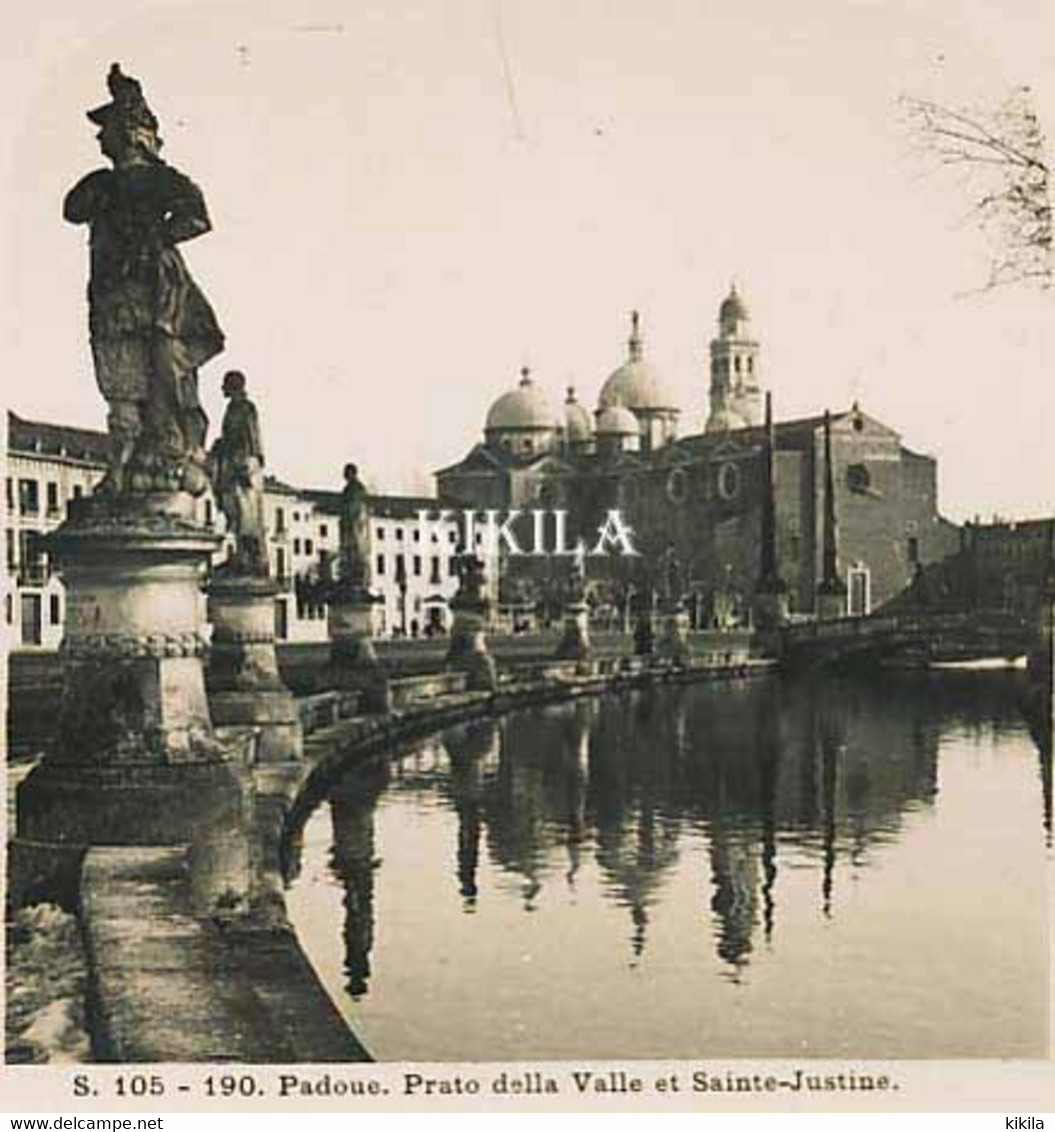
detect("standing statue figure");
top-left (63, 63), bottom-right (224, 495)
top-left (454, 550), bottom-right (487, 606)
top-left (664, 545), bottom-right (682, 605)
top-left (567, 541), bottom-right (587, 604)
top-left (339, 464), bottom-right (371, 589)
top-left (209, 371), bottom-right (268, 576)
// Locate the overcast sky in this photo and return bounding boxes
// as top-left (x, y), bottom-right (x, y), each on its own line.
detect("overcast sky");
top-left (3, 0), bottom-right (1053, 520)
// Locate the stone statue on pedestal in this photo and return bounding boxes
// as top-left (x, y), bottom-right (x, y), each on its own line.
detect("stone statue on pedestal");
top-left (209, 371), bottom-right (268, 576)
top-left (453, 551), bottom-right (488, 608)
top-left (338, 464), bottom-right (371, 590)
top-left (64, 63), bottom-right (224, 496)
top-left (663, 545), bottom-right (682, 608)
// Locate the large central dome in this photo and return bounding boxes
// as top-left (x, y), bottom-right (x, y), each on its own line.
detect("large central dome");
top-left (597, 311), bottom-right (676, 413)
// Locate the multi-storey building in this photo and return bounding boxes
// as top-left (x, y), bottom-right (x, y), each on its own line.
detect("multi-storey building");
top-left (5, 412), bottom-right (461, 649)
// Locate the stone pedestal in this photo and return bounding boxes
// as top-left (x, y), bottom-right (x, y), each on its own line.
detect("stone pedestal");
top-left (447, 605), bottom-right (498, 692)
top-left (656, 604), bottom-right (691, 663)
top-left (328, 584), bottom-right (390, 712)
top-left (817, 584), bottom-right (847, 621)
top-left (752, 588), bottom-right (790, 631)
top-left (16, 494), bottom-right (253, 891)
top-left (556, 600), bottom-right (591, 661)
top-left (207, 573), bottom-right (302, 763)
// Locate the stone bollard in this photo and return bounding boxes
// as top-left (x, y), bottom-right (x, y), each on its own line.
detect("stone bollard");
top-left (656, 601), bottom-right (691, 664)
top-left (327, 583), bottom-right (391, 713)
top-left (206, 572), bottom-right (302, 763)
top-left (556, 598), bottom-right (591, 663)
top-left (447, 603), bottom-right (498, 692)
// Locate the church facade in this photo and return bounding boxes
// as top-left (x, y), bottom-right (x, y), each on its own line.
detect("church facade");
top-left (436, 287), bottom-right (961, 625)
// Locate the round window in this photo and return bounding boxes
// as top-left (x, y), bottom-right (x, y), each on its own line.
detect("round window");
top-left (666, 468), bottom-right (689, 504)
top-left (717, 461), bottom-right (740, 500)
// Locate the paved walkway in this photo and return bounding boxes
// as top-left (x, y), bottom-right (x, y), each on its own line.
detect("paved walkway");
top-left (81, 846), bottom-right (369, 1062)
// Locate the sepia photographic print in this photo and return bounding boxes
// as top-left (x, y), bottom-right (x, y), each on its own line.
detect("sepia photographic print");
top-left (2, 0), bottom-right (1053, 1115)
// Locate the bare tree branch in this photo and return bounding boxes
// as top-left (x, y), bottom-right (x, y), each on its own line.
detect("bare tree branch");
top-left (900, 87), bottom-right (1053, 292)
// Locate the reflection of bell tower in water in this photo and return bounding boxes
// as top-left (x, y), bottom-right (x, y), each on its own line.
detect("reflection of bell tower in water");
top-left (445, 719), bottom-right (501, 909)
top-left (329, 764), bottom-right (388, 1000)
top-left (705, 692), bottom-right (782, 971)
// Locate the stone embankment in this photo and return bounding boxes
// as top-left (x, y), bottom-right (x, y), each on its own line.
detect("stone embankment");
top-left (10, 646), bottom-right (772, 1064)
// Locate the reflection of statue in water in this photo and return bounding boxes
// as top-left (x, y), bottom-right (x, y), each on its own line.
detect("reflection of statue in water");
top-left (208, 371), bottom-right (268, 576)
top-left (64, 64), bottom-right (224, 495)
top-left (338, 464), bottom-right (371, 588)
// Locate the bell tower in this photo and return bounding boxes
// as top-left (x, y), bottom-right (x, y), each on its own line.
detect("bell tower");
top-left (706, 283), bottom-right (763, 432)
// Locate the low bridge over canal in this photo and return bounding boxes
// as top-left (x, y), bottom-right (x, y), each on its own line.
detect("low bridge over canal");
top-left (779, 609), bottom-right (1038, 669)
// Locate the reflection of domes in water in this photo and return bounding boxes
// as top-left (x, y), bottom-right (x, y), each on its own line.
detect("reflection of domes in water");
top-left (485, 369), bottom-right (558, 431)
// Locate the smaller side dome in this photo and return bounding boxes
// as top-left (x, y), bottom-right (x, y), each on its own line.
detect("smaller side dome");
top-left (564, 385), bottom-right (593, 442)
top-left (596, 403), bottom-right (641, 436)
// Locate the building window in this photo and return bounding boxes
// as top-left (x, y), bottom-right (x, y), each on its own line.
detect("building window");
top-left (293, 538), bottom-right (302, 554)
top-left (46, 482), bottom-right (60, 514)
top-left (396, 527), bottom-right (404, 541)
top-left (4, 594), bottom-right (11, 625)
top-left (413, 555), bottom-right (422, 577)
top-left (430, 557), bottom-right (441, 584)
top-left (320, 524), bottom-right (329, 539)
top-left (204, 499), bottom-right (213, 525)
top-left (412, 528), bottom-right (420, 542)
top-left (274, 507), bottom-right (286, 535)
top-left (377, 527), bottom-right (385, 540)
top-left (5, 529), bottom-right (15, 571)
top-left (49, 593), bottom-right (61, 624)
top-left (846, 464), bottom-right (872, 494)
top-left (907, 536), bottom-right (920, 564)
top-left (376, 553), bottom-right (386, 575)
top-left (448, 530), bottom-right (457, 544)
top-left (18, 479), bottom-right (39, 515)
top-left (5, 479), bottom-right (13, 512)
top-left (305, 538), bottom-right (314, 556)
top-left (717, 462), bottom-right (740, 501)
top-left (666, 468), bottom-right (688, 504)
top-left (293, 511), bottom-right (300, 522)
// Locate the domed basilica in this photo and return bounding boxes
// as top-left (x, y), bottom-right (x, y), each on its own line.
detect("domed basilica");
top-left (436, 286), bottom-right (960, 625)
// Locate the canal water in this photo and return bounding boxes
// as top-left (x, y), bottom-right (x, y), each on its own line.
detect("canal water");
top-left (286, 672), bottom-right (1051, 1061)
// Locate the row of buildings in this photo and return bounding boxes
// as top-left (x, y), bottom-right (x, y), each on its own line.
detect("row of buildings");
top-left (3, 413), bottom-right (468, 649)
top-left (6, 286), bottom-right (969, 649)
